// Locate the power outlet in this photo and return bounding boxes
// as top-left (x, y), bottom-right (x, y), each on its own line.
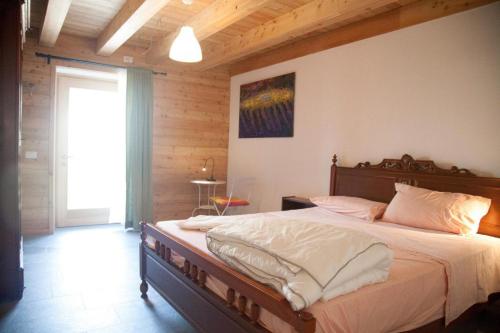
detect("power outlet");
top-left (25, 151), bottom-right (38, 160)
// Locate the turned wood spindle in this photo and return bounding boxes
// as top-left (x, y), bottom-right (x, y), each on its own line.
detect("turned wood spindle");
top-left (298, 311), bottom-right (314, 321)
top-left (165, 247), bottom-right (171, 263)
top-left (238, 295), bottom-right (247, 316)
top-left (298, 311), bottom-right (316, 332)
top-left (183, 260), bottom-right (191, 277)
top-left (160, 244), bottom-right (165, 260)
top-left (198, 270), bottom-right (207, 288)
top-left (140, 221), bottom-right (147, 243)
top-left (226, 288), bottom-right (235, 307)
top-left (155, 240), bottom-right (160, 255)
top-left (250, 303), bottom-right (260, 325)
top-left (191, 265), bottom-right (198, 282)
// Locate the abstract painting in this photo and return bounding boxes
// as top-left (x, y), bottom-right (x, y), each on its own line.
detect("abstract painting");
top-left (239, 72), bottom-right (295, 138)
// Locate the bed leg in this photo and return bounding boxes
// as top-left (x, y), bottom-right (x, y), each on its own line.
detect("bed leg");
top-left (140, 280), bottom-right (149, 299)
top-left (140, 221), bottom-right (149, 299)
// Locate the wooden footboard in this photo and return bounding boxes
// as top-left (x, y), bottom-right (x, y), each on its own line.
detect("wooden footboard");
top-left (139, 221), bottom-right (316, 333)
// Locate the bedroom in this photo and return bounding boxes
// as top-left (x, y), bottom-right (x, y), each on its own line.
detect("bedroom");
top-left (0, 0), bottom-right (499, 332)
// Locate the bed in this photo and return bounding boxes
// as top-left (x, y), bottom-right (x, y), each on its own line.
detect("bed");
top-left (139, 154), bottom-right (500, 333)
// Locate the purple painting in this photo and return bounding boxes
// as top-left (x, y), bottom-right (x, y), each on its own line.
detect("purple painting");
top-left (239, 73), bottom-right (295, 138)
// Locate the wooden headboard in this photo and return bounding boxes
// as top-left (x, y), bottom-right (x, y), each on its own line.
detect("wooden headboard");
top-left (330, 154), bottom-right (500, 237)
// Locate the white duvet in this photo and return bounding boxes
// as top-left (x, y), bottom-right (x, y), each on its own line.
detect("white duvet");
top-left (184, 215), bottom-right (393, 310)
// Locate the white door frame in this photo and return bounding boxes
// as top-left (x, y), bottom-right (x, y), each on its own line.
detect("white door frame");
top-left (48, 64), bottom-right (126, 233)
top-left (50, 65), bottom-right (126, 228)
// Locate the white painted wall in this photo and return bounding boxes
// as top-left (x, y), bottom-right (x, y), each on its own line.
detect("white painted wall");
top-left (228, 3), bottom-right (500, 213)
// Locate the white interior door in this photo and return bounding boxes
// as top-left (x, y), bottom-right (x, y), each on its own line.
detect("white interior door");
top-left (56, 75), bottom-right (125, 227)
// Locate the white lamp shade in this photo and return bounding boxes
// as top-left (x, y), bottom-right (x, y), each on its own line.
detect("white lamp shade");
top-left (169, 26), bottom-right (202, 63)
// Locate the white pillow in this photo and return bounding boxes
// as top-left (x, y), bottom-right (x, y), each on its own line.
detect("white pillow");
top-left (383, 183), bottom-right (491, 235)
top-left (310, 196), bottom-right (388, 222)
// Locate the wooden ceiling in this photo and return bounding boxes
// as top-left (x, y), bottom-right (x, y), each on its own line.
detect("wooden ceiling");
top-left (31, 0), bottom-right (312, 50)
top-left (30, 0), bottom-right (495, 71)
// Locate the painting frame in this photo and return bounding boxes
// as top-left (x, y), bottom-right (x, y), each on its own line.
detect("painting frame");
top-left (238, 72), bottom-right (295, 139)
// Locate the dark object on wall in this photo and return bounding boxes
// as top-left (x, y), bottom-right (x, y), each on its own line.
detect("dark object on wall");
top-left (239, 72), bottom-right (295, 138)
top-left (0, 0), bottom-right (24, 301)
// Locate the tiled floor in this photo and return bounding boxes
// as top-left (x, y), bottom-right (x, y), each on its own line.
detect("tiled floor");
top-left (1, 224), bottom-right (499, 333)
top-left (0, 224), bottom-right (197, 333)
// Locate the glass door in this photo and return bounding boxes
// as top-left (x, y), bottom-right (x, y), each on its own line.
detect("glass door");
top-left (55, 75), bottom-right (125, 227)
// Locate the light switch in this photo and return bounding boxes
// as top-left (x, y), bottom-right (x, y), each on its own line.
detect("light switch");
top-left (25, 151), bottom-right (38, 160)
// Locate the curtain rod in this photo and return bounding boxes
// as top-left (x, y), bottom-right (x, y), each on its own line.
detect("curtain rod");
top-left (34, 52), bottom-right (167, 76)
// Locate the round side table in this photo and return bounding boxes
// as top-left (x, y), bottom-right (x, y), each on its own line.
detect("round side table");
top-left (191, 179), bottom-right (226, 216)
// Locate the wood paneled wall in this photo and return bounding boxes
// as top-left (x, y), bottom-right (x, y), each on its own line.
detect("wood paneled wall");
top-left (153, 73), bottom-right (229, 220)
top-left (21, 33), bottom-right (229, 235)
top-left (21, 38), bottom-right (52, 234)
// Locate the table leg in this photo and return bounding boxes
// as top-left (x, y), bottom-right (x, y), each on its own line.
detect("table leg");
top-left (213, 184), bottom-right (218, 216)
top-left (195, 184), bottom-right (202, 217)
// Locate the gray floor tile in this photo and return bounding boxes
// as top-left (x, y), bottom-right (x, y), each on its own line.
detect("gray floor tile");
top-left (0, 224), bottom-right (196, 333)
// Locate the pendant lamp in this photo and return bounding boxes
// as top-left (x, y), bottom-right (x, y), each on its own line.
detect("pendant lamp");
top-left (169, 26), bottom-right (202, 63)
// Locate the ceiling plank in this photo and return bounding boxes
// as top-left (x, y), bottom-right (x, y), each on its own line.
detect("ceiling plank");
top-left (198, 0), bottom-right (408, 70)
top-left (229, 0), bottom-right (495, 75)
top-left (97, 0), bottom-right (171, 56)
top-left (145, 0), bottom-right (274, 64)
top-left (39, 0), bottom-right (72, 47)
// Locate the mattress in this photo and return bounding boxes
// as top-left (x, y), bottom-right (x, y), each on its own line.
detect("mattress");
top-left (151, 209), bottom-right (449, 333)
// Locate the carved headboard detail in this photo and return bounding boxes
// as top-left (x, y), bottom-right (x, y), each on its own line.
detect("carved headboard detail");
top-left (355, 154), bottom-right (476, 177)
top-left (330, 154), bottom-right (500, 237)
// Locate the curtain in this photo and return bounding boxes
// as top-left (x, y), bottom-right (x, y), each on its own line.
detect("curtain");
top-left (125, 68), bottom-right (153, 230)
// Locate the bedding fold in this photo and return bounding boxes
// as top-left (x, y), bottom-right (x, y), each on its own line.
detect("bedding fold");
top-left (206, 217), bottom-right (393, 310)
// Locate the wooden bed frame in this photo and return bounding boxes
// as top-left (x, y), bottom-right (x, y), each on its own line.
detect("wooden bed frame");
top-left (140, 154), bottom-right (500, 333)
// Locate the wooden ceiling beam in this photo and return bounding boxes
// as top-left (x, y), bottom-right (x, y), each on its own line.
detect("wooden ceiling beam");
top-left (145, 0), bottom-right (274, 64)
top-left (39, 0), bottom-right (72, 47)
top-left (229, 0), bottom-right (496, 75)
top-left (197, 0), bottom-right (408, 70)
top-left (97, 0), bottom-right (171, 56)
